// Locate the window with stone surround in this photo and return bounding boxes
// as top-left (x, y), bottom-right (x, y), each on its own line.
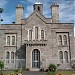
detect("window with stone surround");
top-left (6, 34), bottom-right (16, 46)
top-left (58, 35), bottom-right (62, 45)
top-left (59, 51), bottom-right (63, 63)
top-left (64, 51), bottom-right (68, 63)
top-left (6, 52), bottom-right (10, 63)
top-left (41, 30), bottom-right (44, 40)
top-left (7, 36), bottom-right (10, 45)
top-left (63, 35), bottom-right (67, 45)
top-left (29, 30), bottom-right (32, 40)
top-left (35, 27), bottom-right (38, 40)
top-left (5, 51), bottom-right (15, 64)
top-left (11, 52), bottom-right (15, 63)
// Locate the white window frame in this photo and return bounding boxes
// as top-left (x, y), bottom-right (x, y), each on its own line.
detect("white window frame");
top-left (6, 34), bottom-right (16, 46)
top-left (5, 51), bottom-right (15, 64)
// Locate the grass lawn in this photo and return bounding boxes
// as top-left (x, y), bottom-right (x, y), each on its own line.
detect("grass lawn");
top-left (0, 70), bottom-right (75, 75)
top-left (57, 70), bottom-right (75, 75)
top-left (0, 70), bottom-right (18, 75)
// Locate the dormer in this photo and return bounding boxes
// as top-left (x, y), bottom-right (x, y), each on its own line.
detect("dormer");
top-left (33, 2), bottom-right (43, 14)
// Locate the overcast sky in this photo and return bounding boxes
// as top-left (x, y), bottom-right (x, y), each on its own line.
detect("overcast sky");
top-left (0, 0), bottom-right (75, 36)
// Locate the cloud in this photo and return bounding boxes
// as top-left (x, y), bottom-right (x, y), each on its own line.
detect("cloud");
top-left (59, 0), bottom-right (74, 23)
top-left (24, 5), bottom-right (33, 18)
top-left (0, 0), bottom-right (8, 8)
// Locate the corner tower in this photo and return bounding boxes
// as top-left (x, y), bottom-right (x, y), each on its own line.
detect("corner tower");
top-left (51, 3), bottom-right (59, 23)
top-left (16, 4), bottom-right (24, 24)
top-left (33, 2), bottom-right (43, 14)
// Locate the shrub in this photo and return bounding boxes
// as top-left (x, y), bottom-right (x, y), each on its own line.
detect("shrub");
top-left (48, 64), bottom-right (57, 72)
top-left (0, 61), bottom-right (4, 70)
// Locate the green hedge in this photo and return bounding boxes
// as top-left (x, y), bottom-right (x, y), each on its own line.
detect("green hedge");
top-left (0, 61), bottom-right (4, 70)
top-left (48, 64), bottom-right (57, 72)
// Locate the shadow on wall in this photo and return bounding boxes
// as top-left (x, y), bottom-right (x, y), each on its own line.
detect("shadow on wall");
top-left (15, 44), bottom-right (26, 59)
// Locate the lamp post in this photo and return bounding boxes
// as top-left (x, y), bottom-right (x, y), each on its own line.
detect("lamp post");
top-left (0, 8), bottom-right (3, 25)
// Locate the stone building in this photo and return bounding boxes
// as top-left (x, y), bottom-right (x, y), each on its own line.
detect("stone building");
top-left (0, 2), bottom-right (74, 70)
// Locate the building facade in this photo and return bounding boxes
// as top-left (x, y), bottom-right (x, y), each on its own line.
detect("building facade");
top-left (0, 2), bottom-right (74, 70)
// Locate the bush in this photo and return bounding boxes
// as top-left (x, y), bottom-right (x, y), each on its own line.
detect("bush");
top-left (48, 64), bottom-right (57, 72)
top-left (0, 61), bottom-right (4, 70)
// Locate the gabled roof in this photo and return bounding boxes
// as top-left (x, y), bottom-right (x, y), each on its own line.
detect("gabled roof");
top-left (22, 11), bottom-right (52, 24)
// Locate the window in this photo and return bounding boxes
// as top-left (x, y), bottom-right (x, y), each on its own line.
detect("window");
top-left (6, 34), bottom-right (16, 46)
top-left (32, 49), bottom-right (40, 68)
top-left (59, 51), bottom-right (63, 63)
top-left (6, 52), bottom-right (10, 63)
top-left (12, 36), bottom-right (15, 45)
top-left (7, 36), bottom-right (10, 45)
top-left (41, 30), bottom-right (44, 40)
top-left (11, 52), bottom-right (14, 59)
top-left (11, 52), bottom-right (14, 63)
top-left (64, 51), bottom-right (68, 63)
top-left (6, 52), bottom-right (10, 59)
top-left (63, 35), bottom-right (67, 45)
top-left (38, 6), bottom-right (40, 11)
top-left (29, 30), bottom-right (32, 40)
top-left (35, 27), bottom-right (38, 40)
top-left (58, 35), bottom-right (62, 45)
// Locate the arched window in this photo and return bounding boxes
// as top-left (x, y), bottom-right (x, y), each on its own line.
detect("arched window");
top-left (6, 52), bottom-right (10, 59)
top-left (11, 52), bottom-right (14, 59)
top-left (7, 36), bottom-right (10, 45)
top-left (35, 27), bottom-right (38, 40)
top-left (41, 30), bottom-right (44, 40)
top-left (64, 51), bottom-right (68, 63)
top-left (38, 6), bottom-right (40, 11)
top-left (29, 30), bottom-right (32, 40)
top-left (63, 35), bottom-right (67, 45)
top-left (58, 35), bottom-right (62, 45)
top-left (6, 52), bottom-right (10, 63)
top-left (12, 36), bottom-right (15, 45)
top-left (32, 49), bottom-right (40, 68)
top-left (11, 52), bottom-right (14, 63)
top-left (59, 51), bottom-right (63, 63)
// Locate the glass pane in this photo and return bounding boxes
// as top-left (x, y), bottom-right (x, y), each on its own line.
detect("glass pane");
top-left (35, 27), bottom-right (38, 40)
top-left (11, 52), bottom-right (14, 59)
top-left (12, 36), bottom-right (15, 45)
top-left (63, 35), bottom-right (67, 45)
top-left (41, 30), bottom-right (44, 40)
top-left (7, 36), bottom-right (10, 45)
top-left (32, 49), bottom-right (40, 68)
top-left (29, 30), bottom-right (32, 40)
top-left (59, 51), bottom-right (63, 63)
top-left (6, 52), bottom-right (9, 59)
top-left (58, 35), bottom-right (62, 45)
top-left (64, 51), bottom-right (68, 63)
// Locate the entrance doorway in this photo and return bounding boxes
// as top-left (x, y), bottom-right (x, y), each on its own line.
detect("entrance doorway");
top-left (32, 49), bottom-right (40, 68)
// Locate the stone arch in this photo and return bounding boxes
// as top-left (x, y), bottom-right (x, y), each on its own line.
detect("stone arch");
top-left (32, 49), bottom-right (40, 68)
top-left (64, 51), bottom-right (68, 63)
top-left (59, 51), bottom-right (63, 63)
